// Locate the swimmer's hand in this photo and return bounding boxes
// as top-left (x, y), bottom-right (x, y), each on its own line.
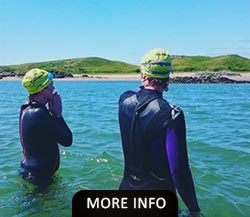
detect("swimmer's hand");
top-left (49, 92), bottom-right (62, 117)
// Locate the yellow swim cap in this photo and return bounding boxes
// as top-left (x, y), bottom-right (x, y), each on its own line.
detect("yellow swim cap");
top-left (141, 48), bottom-right (172, 79)
top-left (22, 68), bottom-right (53, 94)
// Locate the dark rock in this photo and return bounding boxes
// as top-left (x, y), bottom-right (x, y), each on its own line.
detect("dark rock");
top-left (170, 71), bottom-right (250, 84)
top-left (169, 76), bottom-right (248, 84)
top-left (81, 74), bottom-right (89, 78)
top-left (50, 71), bottom-right (73, 78)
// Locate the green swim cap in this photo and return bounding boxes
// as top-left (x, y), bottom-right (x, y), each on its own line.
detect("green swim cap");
top-left (141, 48), bottom-right (172, 79)
top-left (22, 68), bottom-right (53, 94)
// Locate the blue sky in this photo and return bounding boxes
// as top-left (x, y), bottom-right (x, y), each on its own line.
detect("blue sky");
top-left (0, 0), bottom-right (249, 65)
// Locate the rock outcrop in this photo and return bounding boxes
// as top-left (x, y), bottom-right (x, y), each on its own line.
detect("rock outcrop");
top-left (170, 71), bottom-right (250, 84)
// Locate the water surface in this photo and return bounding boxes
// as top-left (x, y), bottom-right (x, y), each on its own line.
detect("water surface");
top-left (0, 80), bottom-right (249, 216)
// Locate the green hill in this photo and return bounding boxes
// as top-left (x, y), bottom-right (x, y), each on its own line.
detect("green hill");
top-left (0, 57), bottom-right (139, 75)
top-left (0, 55), bottom-right (250, 76)
top-left (173, 54), bottom-right (250, 72)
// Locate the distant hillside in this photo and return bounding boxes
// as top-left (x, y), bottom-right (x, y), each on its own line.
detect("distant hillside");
top-left (0, 57), bottom-right (139, 75)
top-left (172, 54), bottom-right (250, 72)
top-left (0, 55), bottom-right (250, 77)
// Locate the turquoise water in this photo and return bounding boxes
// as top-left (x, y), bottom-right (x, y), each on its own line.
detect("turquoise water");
top-left (0, 80), bottom-right (249, 217)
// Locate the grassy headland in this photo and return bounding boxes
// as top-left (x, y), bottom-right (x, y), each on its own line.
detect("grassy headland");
top-left (173, 54), bottom-right (250, 72)
top-left (0, 55), bottom-right (250, 78)
top-left (0, 57), bottom-right (139, 77)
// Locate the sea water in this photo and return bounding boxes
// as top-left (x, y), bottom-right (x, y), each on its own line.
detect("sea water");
top-left (0, 80), bottom-right (249, 217)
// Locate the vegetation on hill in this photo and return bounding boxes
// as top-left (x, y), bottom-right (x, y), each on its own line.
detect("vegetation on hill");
top-left (0, 57), bottom-right (139, 76)
top-left (172, 54), bottom-right (250, 72)
top-left (0, 55), bottom-right (250, 77)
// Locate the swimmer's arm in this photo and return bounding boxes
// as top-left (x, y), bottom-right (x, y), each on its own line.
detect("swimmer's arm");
top-left (166, 111), bottom-right (200, 212)
top-left (53, 117), bottom-right (73, 147)
top-left (45, 109), bottom-right (72, 147)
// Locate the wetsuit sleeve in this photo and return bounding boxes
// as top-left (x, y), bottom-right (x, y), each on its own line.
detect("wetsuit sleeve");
top-left (166, 111), bottom-right (201, 212)
top-left (49, 116), bottom-right (73, 147)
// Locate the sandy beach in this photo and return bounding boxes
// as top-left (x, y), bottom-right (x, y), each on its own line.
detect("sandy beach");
top-left (1, 72), bottom-right (250, 81)
top-left (82, 72), bottom-right (250, 82)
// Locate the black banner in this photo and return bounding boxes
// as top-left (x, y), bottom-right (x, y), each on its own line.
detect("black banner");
top-left (72, 190), bottom-right (178, 217)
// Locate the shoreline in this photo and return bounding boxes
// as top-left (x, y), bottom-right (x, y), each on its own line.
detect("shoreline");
top-left (1, 72), bottom-right (250, 82)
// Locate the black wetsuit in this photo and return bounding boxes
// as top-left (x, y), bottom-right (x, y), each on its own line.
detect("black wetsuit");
top-left (118, 87), bottom-right (200, 212)
top-left (19, 100), bottom-right (72, 179)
